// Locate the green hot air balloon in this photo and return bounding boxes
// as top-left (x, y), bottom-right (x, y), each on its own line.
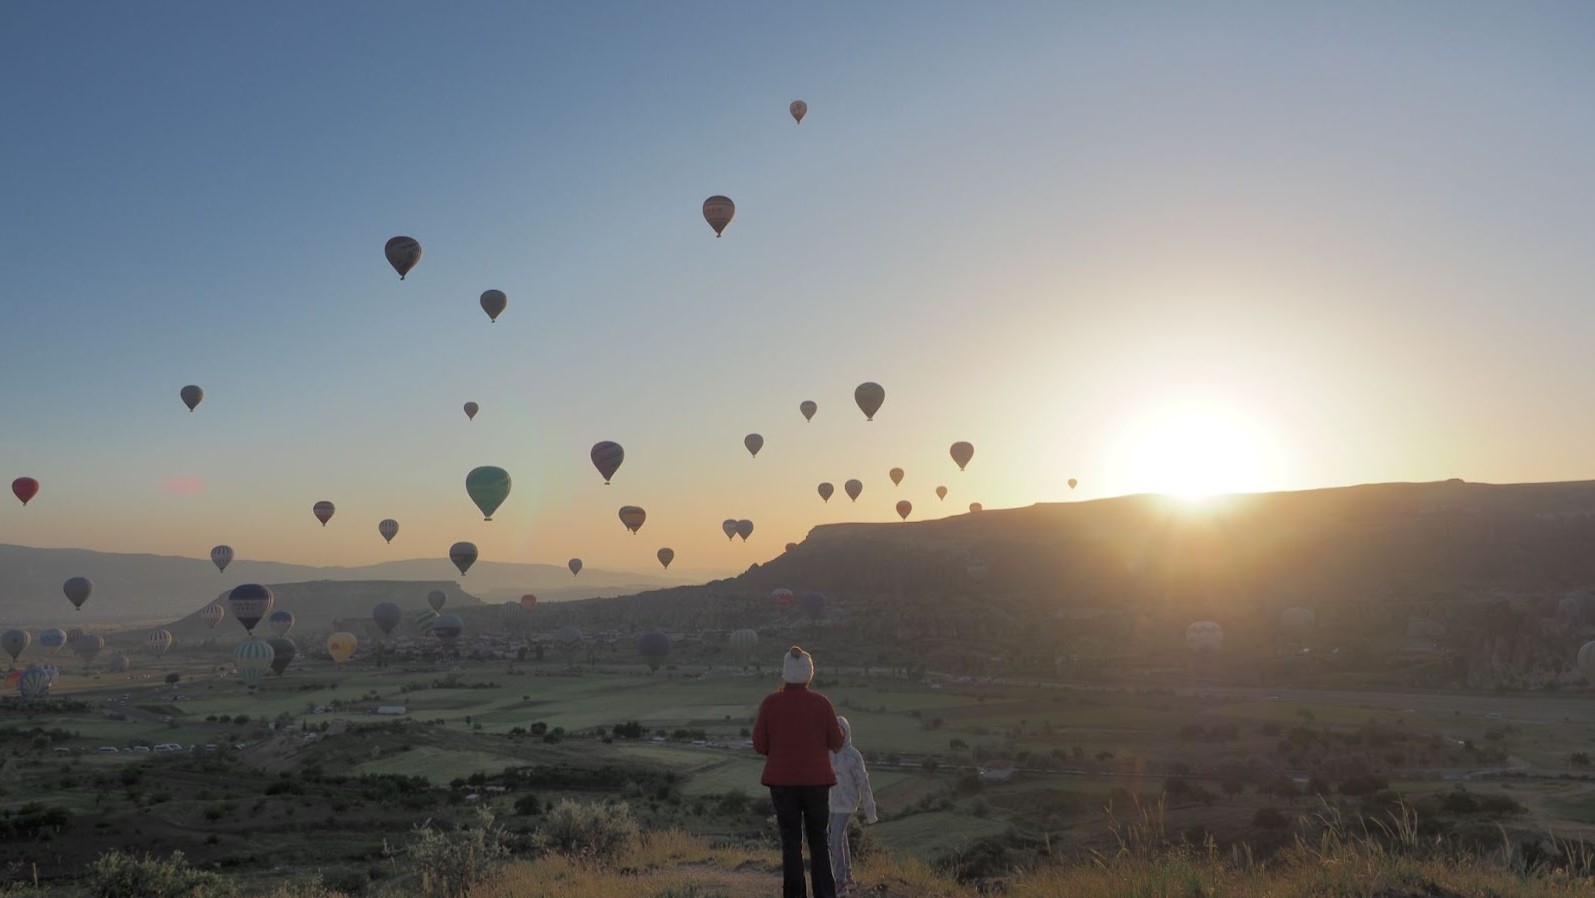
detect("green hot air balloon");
top-left (234, 637), bottom-right (275, 689)
top-left (465, 466), bottom-right (512, 521)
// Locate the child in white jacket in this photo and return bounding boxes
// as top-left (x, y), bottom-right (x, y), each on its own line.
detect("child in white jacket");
top-left (828, 716), bottom-right (877, 893)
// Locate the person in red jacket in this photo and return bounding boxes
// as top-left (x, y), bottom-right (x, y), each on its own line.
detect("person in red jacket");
top-left (754, 646), bottom-right (846, 898)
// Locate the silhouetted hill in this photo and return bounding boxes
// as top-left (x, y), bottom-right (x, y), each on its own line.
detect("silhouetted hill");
top-left (0, 544), bottom-right (694, 626)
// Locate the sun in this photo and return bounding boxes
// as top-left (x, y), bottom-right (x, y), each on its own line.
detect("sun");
top-left (1120, 401), bottom-right (1280, 501)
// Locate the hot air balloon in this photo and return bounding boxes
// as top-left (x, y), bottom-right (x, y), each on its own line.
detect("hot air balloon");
top-left (889, 468), bottom-right (904, 487)
top-left (233, 637), bottom-right (274, 689)
top-left (1185, 621), bottom-right (1225, 654)
top-left (12, 477), bottom-right (39, 506)
top-left (18, 666), bottom-right (50, 700)
top-left (844, 480), bottom-right (863, 502)
top-left (228, 584), bottom-right (273, 633)
top-left (464, 402), bottom-right (479, 421)
top-left (1068, 479), bottom-right (1078, 490)
top-left (637, 631), bottom-right (671, 673)
top-left (449, 542), bottom-right (478, 575)
top-left (480, 289), bottom-right (507, 323)
top-left (2, 629), bottom-right (29, 664)
top-left (818, 482), bottom-right (835, 503)
top-left (950, 442), bottom-right (974, 471)
top-left (729, 628), bottom-right (758, 663)
top-left (385, 236), bottom-right (422, 280)
top-left (63, 577), bottom-right (92, 611)
top-left (465, 466), bottom-right (512, 521)
top-left (619, 506), bottom-right (646, 535)
top-left (145, 629), bottom-right (172, 656)
top-left (703, 196), bottom-right (735, 237)
top-left (744, 434), bottom-right (764, 458)
top-left (568, 558), bottom-right (583, 577)
top-left (313, 501), bottom-right (335, 526)
top-left (969, 503), bottom-right (983, 513)
top-left (201, 604), bottom-right (225, 629)
top-left (180, 384), bottom-right (204, 412)
top-left (735, 519), bottom-right (754, 542)
top-left (520, 594), bottom-right (537, 612)
top-left (433, 613), bottom-right (464, 643)
top-left (657, 548), bottom-right (674, 569)
top-left (785, 542), bottom-right (798, 552)
top-left (379, 519), bottom-right (399, 543)
top-left (1579, 641), bottom-right (1595, 679)
top-left (373, 601), bottom-right (401, 635)
top-left (268, 610), bottom-right (295, 638)
top-left (789, 100), bottom-right (807, 123)
top-left (854, 382), bottom-right (885, 421)
top-left (722, 519), bottom-right (738, 541)
top-left (268, 638), bottom-right (296, 675)
top-left (327, 632), bottom-right (358, 665)
top-left (800, 400), bottom-right (817, 422)
top-left (428, 589), bottom-right (447, 612)
top-left (895, 500), bottom-right (912, 521)
top-left (936, 486), bottom-right (948, 501)
top-left (771, 588), bottom-right (794, 610)
top-left (801, 591), bottom-right (825, 618)
top-left (413, 608), bottom-right (440, 634)
top-left (1280, 607), bottom-right (1315, 638)
top-left (66, 628), bottom-right (83, 644)
top-left (72, 633), bottom-right (104, 664)
top-left (590, 442), bottom-right (624, 484)
top-left (38, 629), bottom-right (67, 655)
top-left (210, 545), bottom-right (233, 572)
top-left (554, 626), bottom-right (583, 657)
top-left (106, 653), bottom-right (131, 674)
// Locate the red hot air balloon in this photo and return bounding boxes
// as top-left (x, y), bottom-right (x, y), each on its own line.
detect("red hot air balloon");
top-left (895, 500), bottom-right (912, 521)
top-left (384, 236), bottom-right (422, 279)
top-left (969, 502), bottom-right (983, 513)
top-left (12, 478), bottom-right (39, 506)
top-left (313, 501), bottom-right (335, 526)
top-left (950, 442), bottom-right (974, 471)
top-left (771, 588), bottom-right (794, 610)
top-left (590, 442), bottom-right (624, 484)
top-left (520, 594), bottom-right (537, 612)
top-left (889, 468), bottom-right (904, 487)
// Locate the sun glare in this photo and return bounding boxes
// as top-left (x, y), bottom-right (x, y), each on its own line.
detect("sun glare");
top-left (1120, 402), bottom-right (1280, 502)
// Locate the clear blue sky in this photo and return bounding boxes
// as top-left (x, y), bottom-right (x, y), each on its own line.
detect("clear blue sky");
top-left (2, 2), bottom-right (1593, 574)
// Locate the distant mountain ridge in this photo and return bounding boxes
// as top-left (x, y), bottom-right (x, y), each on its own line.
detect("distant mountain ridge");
top-left (0, 543), bottom-right (696, 626)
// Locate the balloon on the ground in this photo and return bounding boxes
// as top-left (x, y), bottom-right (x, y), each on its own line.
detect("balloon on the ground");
top-left (327, 632), bottom-right (358, 664)
top-left (464, 402), bottom-right (479, 421)
top-left (379, 519), bottom-right (399, 543)
top-left (802, 591), bottom-right (825, 618)
top-left (590, 442), bottom-right (624, 484)
top-left (818, 482), bottom-right (834, 503)
top-left (854, 382), bottom-right (885, 421)
top-left (373, 601), bottom-right (401, 635)
top-left (554, 626), bottom-right (583, 656)
top-left (637, 631), bottom-right (671, 672)
top-left (428, 589), bottom-right (447, 612)
top-left (2, 629), bottom-right (29, 663)
top-left (449, 542), bottom-right (478, 575)
top-left (63, 577), bottom-right (92, 611)
top-left (520, 594), bottom-right (537, 612)
top-left (18, 666), bottom-right (51, 699)
top-left (1579, 641), bottom-right (1595, 679)
top-left (1186, 621), bottom-right (1225, 654)
top-left (949, 442), bottom-right (974, 471)
top-left (72, 633), bottom-right (104, 662)
top-left (267, 610), bottom-right (295, 638)
top-left (384, 236), bottom-right (422, 279)
top-left (433, 613), bottom-right (464, 642)
top-left (313, 501), bottom-right (335, 526)
top-left (790, 100), bottom-right (807, 123)
top-left (785, 542), bottom-right (798, 552)
top-left (480, 289), bottom-right (507, 322)
top-left (657, 548), bottom-right (674, 569)
top-left (744, 434), bottom-right (764, 458)
top-left (568, 558), bottom-right (583, 576)
top-left (721, 519), bottom-right (738, 541)
top-left (211, 545), bottom-right (233, 572)
top-left (465, 466), bottom-right (512, 521)
top-left (107, 653), bottom-right (130, 674)
top-left (412, 608), bottom-right (440, 634)
top-left (969, 502), bottom-right (983, 513)
top-left (619, 506), bottom-right (646, 534)
top-left (936, 486), bottom-right (947, 500)
top-left (895, 500), bottom-right (912, 520)
top-left (889, 468), bottom-right (904, 486)
top-left (268, 638), bottom-right (296, 675)
top-left (703, 196), bottom-right (735, 237)
top-left (12, 477), bottom-right (39, 506)
top-left (200, 604), bottom-right (225, 629)
top-left (180, 384), bottom-right (204, 412)
top-left (145, 629), bottom-right (172, 656)
top-left (227, 584), bottom-right (274, 633)
top-left (234, 637), bottom-right (274, 689)
top-left (38, 628), bottom-right (67, 654)
top-left (729, 628), bottom-right (758, 662)
top-left (844, 480), bottom-right (863, 502)
top-left (735, 519), bottom-right (754, 541)
top-left (771, 588), bottom-right (794, 610)
top-left (799, 401), bottom-right (817, 422)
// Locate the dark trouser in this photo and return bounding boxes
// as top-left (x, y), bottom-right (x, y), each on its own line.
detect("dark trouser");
top-left (769, 785), bottom-right (836, 898)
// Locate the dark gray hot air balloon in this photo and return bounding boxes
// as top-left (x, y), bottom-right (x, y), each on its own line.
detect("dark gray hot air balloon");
top-left (385, 236), bottom-right (422, 279)
top-left (180, 385), bottom-right (204, 412)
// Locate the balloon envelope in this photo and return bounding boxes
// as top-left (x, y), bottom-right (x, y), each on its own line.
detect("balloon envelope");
top-left (465, 466), bottom-right (512, 521)
top-left (145, 629), bottom-right (172, 656)
top-left (479, 289), bottom-right (507, 322)
top-left (373, 601), bottom-right (401, 635)
top-left (200, 605), bottom-right (225, 629)
top-left (802, 591), bottom-right (826, 617)
top-left (520, 594), bottom-right (537, 612)
top-left (936, 486), bottom-right (948, 500)
top-left (210, 545), bottom-right (233, 572)
top-left (800, 400), bottom-right (817, 422)
top-left (590, 442), bottom-right (624, 484)
top-left (433, 613), bottom-right (464, 642)
top-left (1068, 478), bottom-right (1079, 490)
top-left (703, 195), bottom-right (735, 237)
top-left (729, 628), bottom-right (758, 662)
top-left (267, 610), bottom-right (295, 638)
top-left (744, 434), bottom-right (764, 458)
top-left (568, 558), bottom-right (583, 576)
top-left (233, 637), bottom-right (275, 689)
top-left (379, 518), bottom-right (399, 543)
top-left (619, 506), bottom-right (647, 534)
top-left (721, 519), bottom-right (738, 541)
top-left (313, 501), bottom-right (335, 526)
top-left (854, 382), bottom-right (885, 421)
top-left (1280, 607), bottom-right (1315, 637)
top-left (72, 633), bottom-right (104, 662)
top-left (818, 482), bottom-right (834, 503)
top-left (1186, 621), bottom-right (1225, 653)
top-left (844, 480), bottom-right (863, 502)
top-left (227, 584), bottom-right (274, 633)
top-left (790, 100), bottom-right (807, 123)
top-left (449, 542), bottom-right (478, 575)
top-left (950, 442), bottom-right (974, 471)
top-left (268, 638), bottom-right (297, 675)
top-left (11, 477), bottom-right (39, 506)
top-left (1579, 641), bottom-right (1595, 679)
top-left (2, 629), bottom-right (29, 662)
top-left (63, 576), bottom-right (92, 610)
top-left (657, 548), bottom-right (674, 569)
top-left (889, 468), bottom-right (904, 486)
top-left (969, 502), bottom-right (983, 513)
top-left (327, 632), bottom-right (358, 664)
top-left (428, 589), bottom-right (447, 612)
top-left (895, 500), bottom-right (912, 520)
top-left (38, 629), bottom-right (67, 653)
top-left (735, 519), bottom-right (754, 541)
top-left (464, 402), bottom-right (479, 420)
top-left (180, 385), bottom-right (204, 412)
top-left (637, 631), bottom-right (671, 672)
top-left (771, 588), bottom-right (794, 609)
top-left (385, 236), bottom-right (422, 279)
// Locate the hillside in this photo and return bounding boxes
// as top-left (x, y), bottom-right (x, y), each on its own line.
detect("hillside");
top-left (0, 543), bottom-right (694, 625)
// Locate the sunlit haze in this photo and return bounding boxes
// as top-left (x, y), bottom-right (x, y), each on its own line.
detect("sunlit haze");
top-left (3, 3), bottom-right (1593, 575)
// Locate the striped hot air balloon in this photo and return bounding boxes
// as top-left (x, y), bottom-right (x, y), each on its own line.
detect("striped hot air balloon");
top-left (234, 637), bottom-right (275, 689)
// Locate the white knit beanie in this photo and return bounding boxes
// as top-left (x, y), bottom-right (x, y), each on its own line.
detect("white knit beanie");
top-left (782, 645), bottom-right (814, 684)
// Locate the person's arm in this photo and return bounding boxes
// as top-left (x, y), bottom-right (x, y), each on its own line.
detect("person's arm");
top-left (752, 697), bottom-right (770, 756)
top-left (824, 704), bottom-right (845, 752)
top-left (854, 753), bottom-right (878, 822)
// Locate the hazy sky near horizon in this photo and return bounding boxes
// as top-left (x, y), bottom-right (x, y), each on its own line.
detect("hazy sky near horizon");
top-left (2, 2), bottom-right (1593, 575)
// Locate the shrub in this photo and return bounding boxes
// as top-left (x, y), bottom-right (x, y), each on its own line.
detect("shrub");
top-left (1252, 807), bottom-right (1289, 829)
top-left (533, 800), bottom-right (640, 862)
top-left (408, 808), bottom-right (510, 898)
top-left (86, 850), bottom-right (233, 898)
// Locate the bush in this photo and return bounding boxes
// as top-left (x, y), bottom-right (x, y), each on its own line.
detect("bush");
top-left (514, 794), bottom-right (543, 816)
top-left (1252, 807), bottom-right (1289, 829)
top-left (408, 808), bottom-right (510, 898)
top-left (533, 800), bottom-right (640, 862)
top-left (86, 850), bottom-right (233, 898)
